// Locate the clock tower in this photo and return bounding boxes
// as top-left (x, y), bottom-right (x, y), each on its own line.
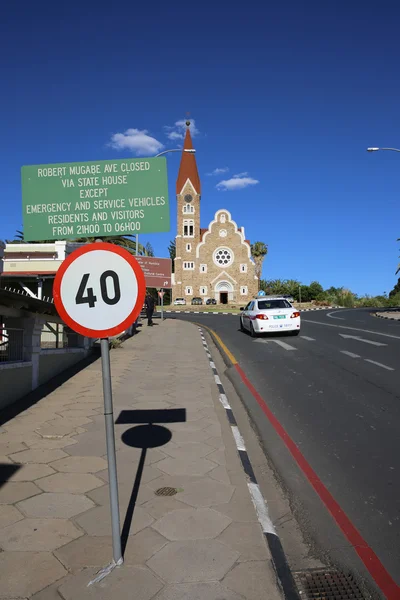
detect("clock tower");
top-left (174, 122), bottom-right (201, 294)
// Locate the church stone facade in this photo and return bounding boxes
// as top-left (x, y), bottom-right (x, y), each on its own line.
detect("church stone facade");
top-left (172, 124), bottom-right (258, 305)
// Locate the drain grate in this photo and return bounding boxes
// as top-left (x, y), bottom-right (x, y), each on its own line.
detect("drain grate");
top-left (293, 569), bottom-right (366, 600)
top-left (154, 487), bottom-right (179, 497)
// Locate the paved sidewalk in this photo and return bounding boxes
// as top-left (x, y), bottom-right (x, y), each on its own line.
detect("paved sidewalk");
top-left (0, 320), bottom-right (282, 600)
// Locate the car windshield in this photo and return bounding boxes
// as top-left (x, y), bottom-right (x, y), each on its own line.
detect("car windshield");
top-left (257, 299), bottom-right (292, 310)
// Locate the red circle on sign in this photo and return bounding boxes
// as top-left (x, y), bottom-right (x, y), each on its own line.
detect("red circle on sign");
top-left (53, 242), bottom-right (146, 339)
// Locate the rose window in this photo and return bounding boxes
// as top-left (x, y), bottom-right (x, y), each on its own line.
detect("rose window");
top-left (214, 248), bottom-right (233, 267)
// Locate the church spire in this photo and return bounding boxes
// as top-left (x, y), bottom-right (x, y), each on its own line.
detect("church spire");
top-left (176, 121), bottom-right (201, 195)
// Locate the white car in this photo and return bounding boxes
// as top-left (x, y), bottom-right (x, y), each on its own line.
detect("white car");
top-left (240, 296), bottom-right (301, 337)
top-left (174, 298), bottom-right (186, 306)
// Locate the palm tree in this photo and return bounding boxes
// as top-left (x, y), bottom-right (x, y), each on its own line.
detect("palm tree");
top-left (251, 241), bottom-right (268, 286)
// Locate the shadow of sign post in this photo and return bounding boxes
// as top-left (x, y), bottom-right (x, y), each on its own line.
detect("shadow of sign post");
top-left (115, 408), bottom-right (186, 555)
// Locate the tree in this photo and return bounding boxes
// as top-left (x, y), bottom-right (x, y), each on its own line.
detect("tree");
top-left (308, 281), bottom-right (324, 301)
top-left (396, 238), bottom-right (400, 274)
top-left (251, 242), bottom-right (268, 284)
top-left (145, 242), bottom-right (154, 257)
top-left (168, 240), bottom-right (176, 273)
top-left (389, 278), bottom-right (400, 298)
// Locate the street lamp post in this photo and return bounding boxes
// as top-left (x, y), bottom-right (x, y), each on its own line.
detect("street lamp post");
top-left (155, 148), bottom-right (196, 158)
top-left (367, 147), bottom-right (400, 153)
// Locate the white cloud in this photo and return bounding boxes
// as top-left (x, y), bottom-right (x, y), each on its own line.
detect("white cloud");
top-left (216, 175), bottom-right (259, 191)
top-left (109, 128), bottom-right (164, 156)
top-left (164, 119), bottom-right (199, 140)
top-left (206, 167), bottom-right (229, 176)
top-left (233, 172), bottom-right (248, 178)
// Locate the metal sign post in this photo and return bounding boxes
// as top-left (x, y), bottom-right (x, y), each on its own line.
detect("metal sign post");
top-left (53, 242), bottom-right (146, 568)
top-left (100, 337), bottom-right (123, 565)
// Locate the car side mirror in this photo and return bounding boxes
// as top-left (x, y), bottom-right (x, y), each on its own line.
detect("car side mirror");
top-left (240, 307), bottom-right (244, 311)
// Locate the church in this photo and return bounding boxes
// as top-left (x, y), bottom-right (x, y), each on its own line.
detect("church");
top-left (172, 123), bottom-right (258, 305)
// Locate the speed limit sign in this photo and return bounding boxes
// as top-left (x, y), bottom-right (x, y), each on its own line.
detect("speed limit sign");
top-left (53, 242), bottom-right (146, 338)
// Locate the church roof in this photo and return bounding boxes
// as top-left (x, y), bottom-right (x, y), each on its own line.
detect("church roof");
top-left (200, 228), bottom-right (208, 241)
top-left (176, 126), bottom-right (201, 195)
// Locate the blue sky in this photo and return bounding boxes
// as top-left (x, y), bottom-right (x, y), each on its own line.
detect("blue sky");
top-left (1, 0), bottom-right (399, 295)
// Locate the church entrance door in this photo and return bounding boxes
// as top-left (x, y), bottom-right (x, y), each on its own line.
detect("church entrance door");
top-left (220, 292), bottom-right (228, 304)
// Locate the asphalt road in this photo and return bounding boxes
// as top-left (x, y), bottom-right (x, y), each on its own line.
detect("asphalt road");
top-left (169, 308), bottom-right (400, 596)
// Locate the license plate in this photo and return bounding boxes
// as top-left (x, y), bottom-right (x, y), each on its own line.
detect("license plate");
top-left (273, 315), bottom-right (286, 320)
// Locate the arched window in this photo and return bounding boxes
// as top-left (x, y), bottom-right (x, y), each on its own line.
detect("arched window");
top-left (183, 219), bottom-right (194, 237)
top-left (183, 204), bottom-right (194, 214)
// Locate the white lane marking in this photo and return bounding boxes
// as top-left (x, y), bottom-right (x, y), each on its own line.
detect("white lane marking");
top-left (339, 334), bottom-right (387, 347)
top-left (302, 319), bottom-right (400, 340)
top-left (364, 359), bottom-right (394, 371)
top-left (210, 361), bottom-right (216, 369)
top-left (272, 340), bottom-right (297, 351)
top-left (341, 350), bottom-right (361, 358)
top-left (300, 336), bottom-right (315, 341)
top-left (231, 426), bottom-right (246, 450)
top-left (247, 482), bottom-right (276, 534)
top-left (214, 374), bottom-right (222, 385)
top-left (327, 311), bottom-right (345, 320)
top-left (254, 338), bottom-right (269, 343)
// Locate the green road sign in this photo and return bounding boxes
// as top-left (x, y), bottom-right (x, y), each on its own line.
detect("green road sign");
top-left (21, 157), bottom-right (169, 241)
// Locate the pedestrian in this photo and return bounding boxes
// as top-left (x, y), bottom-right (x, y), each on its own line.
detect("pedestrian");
top-left (145, 293), bottom-right (155, 326)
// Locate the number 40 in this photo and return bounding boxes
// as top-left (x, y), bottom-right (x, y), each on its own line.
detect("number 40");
top-left (75, 271), bottom-right (121, 308)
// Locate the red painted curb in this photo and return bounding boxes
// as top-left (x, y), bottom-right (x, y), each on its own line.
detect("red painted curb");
top-left (234, 362), bottom-right (400, 600)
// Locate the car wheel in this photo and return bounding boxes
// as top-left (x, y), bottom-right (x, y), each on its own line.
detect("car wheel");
top-left (290, 330), bottom-right (300, 336)
top-left (250, 322), bottom-right (257, 338)
top-left (240, 318), bottom-right (245, 332)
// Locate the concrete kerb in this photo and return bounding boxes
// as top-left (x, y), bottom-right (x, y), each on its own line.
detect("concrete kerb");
top-left (196, 326), bottom-right (300, 600)
top-left (165, 307), bottom-right (339, 316)
top-left (375, 310), bottom-right (400, 321)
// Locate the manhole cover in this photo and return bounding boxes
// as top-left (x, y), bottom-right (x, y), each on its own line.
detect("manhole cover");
top-left (154, 487), bottom-right (179, 497)
top-left (293, 569), bottom-right (366, 599)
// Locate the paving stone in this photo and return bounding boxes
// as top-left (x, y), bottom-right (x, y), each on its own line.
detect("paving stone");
top-left (97, 464), bottom-right (162, 485)
top-left (49, 456), bottom-right (107, 473)
top-left (223, 561), bottom-right (282, 600)
top-left (36, 472), bottom-right (104, 493)
top-left (64, 431), bottom-right (106, 456)
top-left (213, 490), bottom-right (258, 523)
top-left (142, 496), bottom-right (188, 520)
top-left (170, 430), bottom-right (211, 444)
top-left (87, 482), bottom-right (154, 507)
top-left (177, 479), bottom-right (235, 507)
top-left (162, 442), bottom-right (213, 460)
top-left (0, 551), bottom-right (67, 598)
top-left (169, 421), bottom-right (209, 433)
top-left (4, 463), bottom-right (56, 481)
top-left (27, 438), bottom-right (78, 450)
top-left (0, 504), bottom-right (24, 529)
top-left (0, 481), bottom-right (41, 504)
top-left (209, 465), bottom-right (231, 484)
top-left (58, 565), bottom-right (163, 600)
top-left (0, 441), bottom-right (27, 455)
top-left (157, 456), bottom-right (216, 477)
top-left (147, 539), bottom-right (240, 583)
top-left (153, 507), bottom-right (231, 540)
top-left (206, 449), bottom-right (226, 466)
top-left (0, 517), bottom-right (82, 551)
top-left (218, 522), bottom-right (268, 561)
top-left (153, 582), bottom-right (246, 600)
top-left (146, 474), bottom-right (203, 491)
top-left (0, 455), bottom-right (13, 463)
top-left (75, 504), bottom-right (154, 536)
top-left (9, 449), bottom-right (68, 464)
top-left (35, 421), bottom-right (81, 439)
top-left (17, 492), bottom-right (95, 518)
top-left (58, 409), bottom-right (99, 418)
